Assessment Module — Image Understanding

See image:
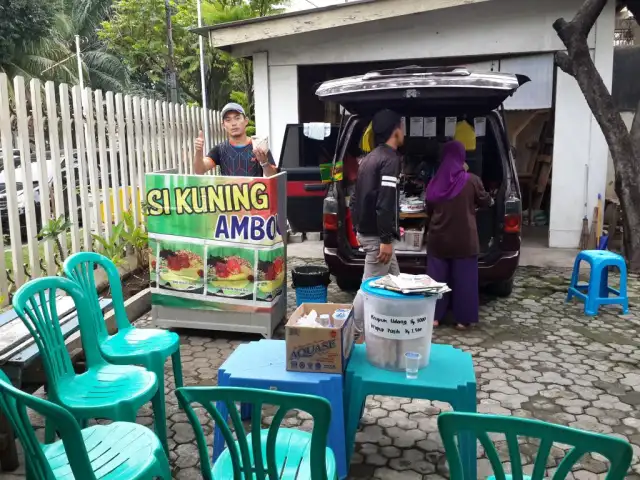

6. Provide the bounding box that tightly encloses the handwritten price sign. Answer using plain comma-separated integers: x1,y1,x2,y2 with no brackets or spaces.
367,312,431,340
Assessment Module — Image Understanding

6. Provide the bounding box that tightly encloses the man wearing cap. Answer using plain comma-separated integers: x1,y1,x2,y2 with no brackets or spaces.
351,109,404,333
193,102,277,177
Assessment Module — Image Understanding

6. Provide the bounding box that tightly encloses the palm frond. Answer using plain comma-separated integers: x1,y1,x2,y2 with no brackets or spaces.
82,50,128,91
72,0,114,39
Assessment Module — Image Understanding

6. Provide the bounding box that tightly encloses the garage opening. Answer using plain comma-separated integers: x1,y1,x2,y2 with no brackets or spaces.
297,54,556,247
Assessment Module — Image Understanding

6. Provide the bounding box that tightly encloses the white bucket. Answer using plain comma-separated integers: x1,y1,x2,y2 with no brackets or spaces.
361,278,437,371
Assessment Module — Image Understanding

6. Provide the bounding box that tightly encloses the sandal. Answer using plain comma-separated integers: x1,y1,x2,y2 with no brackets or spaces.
433,320,440,327
455,323,468,331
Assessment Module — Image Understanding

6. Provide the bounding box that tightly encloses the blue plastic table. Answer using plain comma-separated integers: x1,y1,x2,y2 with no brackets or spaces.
345,343,477,480
214,339,348,479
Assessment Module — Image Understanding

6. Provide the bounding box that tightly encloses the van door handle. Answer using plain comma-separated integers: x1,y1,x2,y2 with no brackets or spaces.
304,184,328,192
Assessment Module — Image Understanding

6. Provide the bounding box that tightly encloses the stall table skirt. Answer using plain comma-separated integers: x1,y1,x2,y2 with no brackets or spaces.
214,339,348,479
344,343,477,480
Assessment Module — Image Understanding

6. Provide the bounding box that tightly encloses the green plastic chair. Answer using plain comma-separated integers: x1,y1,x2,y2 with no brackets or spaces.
0,370,171,480
438,412,633,480
12,277,165,452
64,252,183,445
175,386,338,480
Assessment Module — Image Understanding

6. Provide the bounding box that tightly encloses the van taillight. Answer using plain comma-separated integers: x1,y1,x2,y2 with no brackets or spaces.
504,214,521,233
323,213,338,231
323,196,338,231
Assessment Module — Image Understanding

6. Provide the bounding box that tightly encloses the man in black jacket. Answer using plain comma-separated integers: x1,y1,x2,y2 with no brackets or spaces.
352,110,404,333
352,109,404,275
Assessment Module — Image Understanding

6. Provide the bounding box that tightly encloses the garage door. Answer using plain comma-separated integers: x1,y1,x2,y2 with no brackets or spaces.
500,54,554,110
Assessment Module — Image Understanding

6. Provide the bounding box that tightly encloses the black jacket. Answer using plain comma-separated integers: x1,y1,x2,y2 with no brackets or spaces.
350,144,401,244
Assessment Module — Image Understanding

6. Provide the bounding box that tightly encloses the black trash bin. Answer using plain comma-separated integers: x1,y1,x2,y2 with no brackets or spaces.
291,266,331,306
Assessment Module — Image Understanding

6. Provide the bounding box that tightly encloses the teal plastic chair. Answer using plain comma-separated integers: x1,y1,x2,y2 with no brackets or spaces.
175,386,338,480
64,253,183,443
0,370,170,479
12,277,166,452
438,412,633,480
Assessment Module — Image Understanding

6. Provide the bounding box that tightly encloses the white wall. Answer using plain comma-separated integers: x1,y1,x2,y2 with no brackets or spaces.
549,0,615,248
268,65,299,163
233,0,593,63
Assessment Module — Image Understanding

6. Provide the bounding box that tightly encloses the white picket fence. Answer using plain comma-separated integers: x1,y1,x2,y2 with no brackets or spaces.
0,73,225,305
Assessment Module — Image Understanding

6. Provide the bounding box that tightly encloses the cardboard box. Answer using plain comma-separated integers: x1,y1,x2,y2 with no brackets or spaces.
286,303,355,374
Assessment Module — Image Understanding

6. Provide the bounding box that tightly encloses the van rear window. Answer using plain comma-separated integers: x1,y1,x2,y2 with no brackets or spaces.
280,124,339,168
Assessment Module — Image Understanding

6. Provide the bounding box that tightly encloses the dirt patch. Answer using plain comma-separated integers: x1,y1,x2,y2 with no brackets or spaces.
121,269,150,300
97,268,149,301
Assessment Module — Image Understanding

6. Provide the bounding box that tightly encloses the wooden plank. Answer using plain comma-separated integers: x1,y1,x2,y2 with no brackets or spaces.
30,79,55,275
0,293,64,331
181,105,191,175
400,212,428,219
155,101,166,172
95,90,112,238
45,81,68,257
71,91,92,253
5,298,112,367
105,92,122,225
141,98,152,175
14,77,40,277
162,102,171,171
0,297,76,360
59,84,81,253
133,97,145,217
124,95,140,227
84,88,103,240
149,99,159,173
168,103,178,171
115,94,131,213
175,104,185,175
0,74,19,294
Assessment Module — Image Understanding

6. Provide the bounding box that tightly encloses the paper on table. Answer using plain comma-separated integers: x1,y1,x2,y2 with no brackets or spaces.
423,117,436,137
409,117,424,137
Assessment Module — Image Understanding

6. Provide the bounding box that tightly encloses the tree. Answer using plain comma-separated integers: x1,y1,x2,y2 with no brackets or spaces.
0,0,128,91
553,0,640,270
100,0,286,111
0,0,58,65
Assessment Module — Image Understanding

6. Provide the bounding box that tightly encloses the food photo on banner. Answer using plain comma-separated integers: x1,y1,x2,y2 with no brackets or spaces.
145,170,287,334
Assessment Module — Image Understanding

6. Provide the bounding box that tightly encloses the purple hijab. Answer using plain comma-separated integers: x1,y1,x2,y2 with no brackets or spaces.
426,140,469,203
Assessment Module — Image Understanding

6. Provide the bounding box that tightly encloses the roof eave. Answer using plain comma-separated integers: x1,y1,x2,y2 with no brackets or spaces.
193,0,493,50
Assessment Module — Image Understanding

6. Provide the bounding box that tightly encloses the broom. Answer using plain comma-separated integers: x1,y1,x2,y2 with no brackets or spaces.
587,206,598,250
579,165,589,250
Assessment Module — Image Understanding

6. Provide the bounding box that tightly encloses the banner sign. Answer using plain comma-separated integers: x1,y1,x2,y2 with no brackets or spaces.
146,172,285,312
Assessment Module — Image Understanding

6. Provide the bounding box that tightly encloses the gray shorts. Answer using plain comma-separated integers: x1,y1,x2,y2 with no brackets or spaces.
353,235,399,333
358,234,400,281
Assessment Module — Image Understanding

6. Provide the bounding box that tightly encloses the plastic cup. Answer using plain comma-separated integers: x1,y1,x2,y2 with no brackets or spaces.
405,352,421,379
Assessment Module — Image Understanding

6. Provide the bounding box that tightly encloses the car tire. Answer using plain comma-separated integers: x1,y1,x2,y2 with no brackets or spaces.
489,278,514,297
336,276,361,292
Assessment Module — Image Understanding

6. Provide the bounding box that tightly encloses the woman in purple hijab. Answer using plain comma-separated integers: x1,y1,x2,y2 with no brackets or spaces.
426,140,492,329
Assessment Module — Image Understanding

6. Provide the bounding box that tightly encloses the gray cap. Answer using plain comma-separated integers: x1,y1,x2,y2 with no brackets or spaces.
221,102,246,118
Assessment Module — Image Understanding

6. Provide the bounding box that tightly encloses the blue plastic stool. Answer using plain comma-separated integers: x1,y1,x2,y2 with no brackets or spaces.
294,285,328,306
345,343,477,480
567,250,629,316
214,340,348,479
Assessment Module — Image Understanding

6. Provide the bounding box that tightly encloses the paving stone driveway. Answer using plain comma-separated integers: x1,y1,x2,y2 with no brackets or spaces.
2,257,640,480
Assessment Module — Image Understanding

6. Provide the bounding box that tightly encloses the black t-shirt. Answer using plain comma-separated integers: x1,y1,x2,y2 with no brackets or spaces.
206,141,275,177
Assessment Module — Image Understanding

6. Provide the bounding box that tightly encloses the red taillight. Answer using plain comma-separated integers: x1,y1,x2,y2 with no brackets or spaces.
323,213,338,231
504,214,521,233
